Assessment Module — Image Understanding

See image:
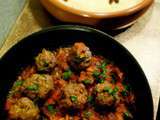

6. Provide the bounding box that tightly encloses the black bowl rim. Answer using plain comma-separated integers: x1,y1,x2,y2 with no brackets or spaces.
0,25,154,119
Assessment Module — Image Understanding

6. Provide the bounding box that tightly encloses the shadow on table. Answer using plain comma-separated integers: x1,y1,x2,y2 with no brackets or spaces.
28,0,61,27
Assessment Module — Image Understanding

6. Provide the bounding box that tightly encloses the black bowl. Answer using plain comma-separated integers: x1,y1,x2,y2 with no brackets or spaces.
0,25,153,120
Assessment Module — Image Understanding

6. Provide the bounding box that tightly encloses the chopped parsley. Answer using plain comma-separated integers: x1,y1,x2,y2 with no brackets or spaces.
92,62,108,83
84,111,92,118
93,70,100,77
70,95,77,102
121,90,128,96
111,73,117,84
63,69,72,80
83,79,92,85
87,96,93,103
100,62,107,69
27,84,39,91
112,86,119,95
14,80,23,87
104,86,113,94
104,86,119,95
98,79,105,83
47,104,57,114
43,60,49,67
124,84,132,91
121,84,131,96
124,111,132,118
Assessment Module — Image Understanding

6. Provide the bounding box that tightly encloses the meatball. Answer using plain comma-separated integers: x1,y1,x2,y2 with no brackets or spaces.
8,97,39,120
59,83,88,109
22,74,53,99
94,82,120,106
70,42,92,69
35,49,56,71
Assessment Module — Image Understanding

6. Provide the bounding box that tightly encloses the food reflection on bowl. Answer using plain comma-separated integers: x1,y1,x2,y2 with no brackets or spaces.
0,25,153,120
40,0,153,29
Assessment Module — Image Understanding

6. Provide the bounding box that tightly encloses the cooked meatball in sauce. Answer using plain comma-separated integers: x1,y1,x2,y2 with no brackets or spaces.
7,97,39,120
59,83,88,109
5,42,135,120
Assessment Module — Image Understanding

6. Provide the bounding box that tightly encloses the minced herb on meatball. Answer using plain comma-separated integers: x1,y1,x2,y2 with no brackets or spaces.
35,49,56,71
59,83,88,109
94,81,120,106
70,42,92,69
8,97,39,120
22,74,53,99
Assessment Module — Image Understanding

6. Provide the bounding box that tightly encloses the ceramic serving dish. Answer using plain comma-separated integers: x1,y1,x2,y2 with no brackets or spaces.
40,0,153,29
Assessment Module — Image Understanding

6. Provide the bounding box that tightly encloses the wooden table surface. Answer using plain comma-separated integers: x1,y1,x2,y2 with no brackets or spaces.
0,0,159,119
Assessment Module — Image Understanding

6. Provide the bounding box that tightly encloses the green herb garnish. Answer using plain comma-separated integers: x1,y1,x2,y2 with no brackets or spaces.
100,62,108,73
104,86,113,94
47,104,57,114
70,95,77,102
100,62,107,69
104,86,119,95
43,60,49,67
98,79,104,83
93,62,108,83
92,70,100,77
123,111,132,118
112,86,119,95
121,84,131,96
84,111,92,118
121,90,128,96
122,83,132,90
63,69,72,80
14,80,23,87
111,73,117,84
124,84,132,91
87,96,93,102
124,111,129,117
83,79,92,85
27,84,39,91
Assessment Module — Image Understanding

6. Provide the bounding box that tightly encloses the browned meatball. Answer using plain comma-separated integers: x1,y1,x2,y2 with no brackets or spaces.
8,97,39,120
59,83,88,109
70,42,92,69
35,49,56,71
94,82,120,106
22,74,53,99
